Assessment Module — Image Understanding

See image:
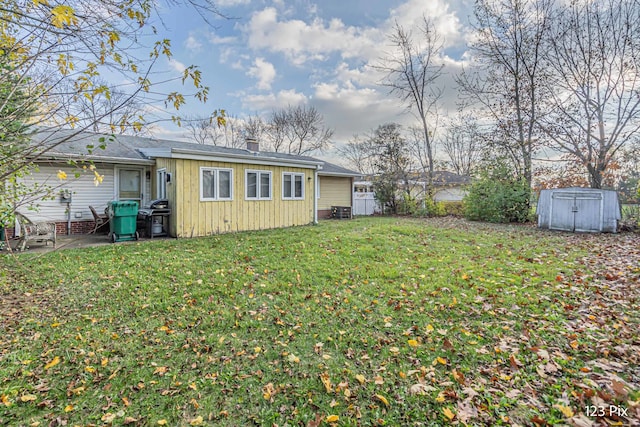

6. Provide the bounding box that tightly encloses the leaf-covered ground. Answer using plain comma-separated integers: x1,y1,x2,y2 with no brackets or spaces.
0,217,638,426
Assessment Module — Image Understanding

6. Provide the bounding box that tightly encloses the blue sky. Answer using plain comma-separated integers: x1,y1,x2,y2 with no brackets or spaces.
149,0,475,147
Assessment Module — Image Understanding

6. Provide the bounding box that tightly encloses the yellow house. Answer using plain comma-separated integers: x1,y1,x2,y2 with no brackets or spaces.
316,163,359,219
22,130,360,237
141,146,324,237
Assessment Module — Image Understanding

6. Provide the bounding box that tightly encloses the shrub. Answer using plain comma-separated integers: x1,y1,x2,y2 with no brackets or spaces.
423,197,446,217
440,201,465,217
620,204,640,232
397,193,420,215
463,166,531,223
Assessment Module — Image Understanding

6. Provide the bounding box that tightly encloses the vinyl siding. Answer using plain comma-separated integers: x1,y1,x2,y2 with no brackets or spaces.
318,176,352,210
18,163,117,223
18,163,152,223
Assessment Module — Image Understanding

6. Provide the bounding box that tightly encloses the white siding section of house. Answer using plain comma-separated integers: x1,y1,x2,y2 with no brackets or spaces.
434,187,467,202
18,164,117,222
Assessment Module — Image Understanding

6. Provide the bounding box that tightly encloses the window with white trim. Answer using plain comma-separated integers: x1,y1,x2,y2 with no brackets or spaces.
283,172,305,199
246,170,271,200
200,167,233,201
157,168,167,199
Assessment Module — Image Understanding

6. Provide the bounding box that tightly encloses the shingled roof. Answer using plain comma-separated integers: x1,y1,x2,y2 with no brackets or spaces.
29,128,361,177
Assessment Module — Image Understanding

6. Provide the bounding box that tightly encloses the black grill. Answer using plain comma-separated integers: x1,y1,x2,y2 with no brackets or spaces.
138,199,170,238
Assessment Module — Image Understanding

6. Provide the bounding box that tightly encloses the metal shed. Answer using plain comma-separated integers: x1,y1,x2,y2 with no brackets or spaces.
537,188,621,233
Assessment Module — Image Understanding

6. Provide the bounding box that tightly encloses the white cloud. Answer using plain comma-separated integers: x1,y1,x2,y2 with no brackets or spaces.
185,35,202,52
387,0,465,48
216,0,250,6
241,89,308,111
228,1,472,139
168,59,186,73
244,8,382,66
247,58,277,90
209,33,237,45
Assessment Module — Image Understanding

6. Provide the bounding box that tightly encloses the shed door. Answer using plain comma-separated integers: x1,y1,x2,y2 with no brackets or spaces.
574,194,602,232
550,192,602,232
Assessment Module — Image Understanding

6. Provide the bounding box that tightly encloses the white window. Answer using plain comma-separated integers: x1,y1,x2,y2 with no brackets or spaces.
200,167,233,201
283,172,305,199
246,170,271,200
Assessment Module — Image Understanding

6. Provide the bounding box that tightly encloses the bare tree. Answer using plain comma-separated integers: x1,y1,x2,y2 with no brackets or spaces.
183,114,247,148
440,115,483,177
59,80,146,135
184,115,222,145
243,114,268,144
374,17,444,193
265,105,333,155
458,0,552,188
538,0,640,189
266,109,288,153
336,134,376,175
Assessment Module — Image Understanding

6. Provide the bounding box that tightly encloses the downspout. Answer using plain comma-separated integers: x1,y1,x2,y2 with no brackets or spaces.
314,166,319,224
351,177,355,219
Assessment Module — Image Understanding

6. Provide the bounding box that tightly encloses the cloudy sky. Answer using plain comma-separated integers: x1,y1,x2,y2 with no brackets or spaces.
150,0,475,147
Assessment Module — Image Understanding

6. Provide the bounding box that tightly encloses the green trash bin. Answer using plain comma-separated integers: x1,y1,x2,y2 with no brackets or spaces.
108,201,139,243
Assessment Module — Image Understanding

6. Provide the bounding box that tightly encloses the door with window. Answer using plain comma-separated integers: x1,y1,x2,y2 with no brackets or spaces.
118,168,143,207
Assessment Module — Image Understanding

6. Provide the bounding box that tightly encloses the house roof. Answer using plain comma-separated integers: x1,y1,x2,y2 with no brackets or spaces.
431,171,471,186
356,171,471,187
28,128,361,176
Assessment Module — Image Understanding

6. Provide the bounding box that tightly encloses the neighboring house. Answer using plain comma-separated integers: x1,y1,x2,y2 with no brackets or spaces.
17,130,360,237
352,171,470,215
431,171,471,202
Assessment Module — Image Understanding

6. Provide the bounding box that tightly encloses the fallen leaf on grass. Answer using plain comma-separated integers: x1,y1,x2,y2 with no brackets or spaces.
189,416,204,426
320,372,333,393
44,356,60,370
325,414,339,423
20,394,37,402
452,369,465,384
374,394,390,407
553,404,574,418
355,374,366,385
287,353,300,363
263,382,276,400
569,414,595,427
509,353,523,369
409,383,435,395
101,413,116,423
153,366,168,376
443,407,456,420
611,379,628,397
456,400,478,423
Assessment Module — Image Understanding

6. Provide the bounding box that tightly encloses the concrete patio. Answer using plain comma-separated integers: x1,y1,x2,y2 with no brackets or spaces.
1,233,171,254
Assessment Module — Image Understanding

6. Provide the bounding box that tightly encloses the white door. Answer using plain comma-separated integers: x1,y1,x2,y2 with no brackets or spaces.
118,168,143,207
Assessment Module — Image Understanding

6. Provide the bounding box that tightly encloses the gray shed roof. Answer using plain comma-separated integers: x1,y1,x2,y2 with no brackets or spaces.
28,128,361,176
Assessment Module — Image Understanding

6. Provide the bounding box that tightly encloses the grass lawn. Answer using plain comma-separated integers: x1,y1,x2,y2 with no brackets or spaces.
1,217,638,426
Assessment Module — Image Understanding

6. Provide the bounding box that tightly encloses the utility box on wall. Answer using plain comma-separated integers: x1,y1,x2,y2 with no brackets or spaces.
537,188,621,233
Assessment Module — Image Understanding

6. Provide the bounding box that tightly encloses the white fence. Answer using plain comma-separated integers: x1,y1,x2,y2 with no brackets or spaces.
353,192,380,216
